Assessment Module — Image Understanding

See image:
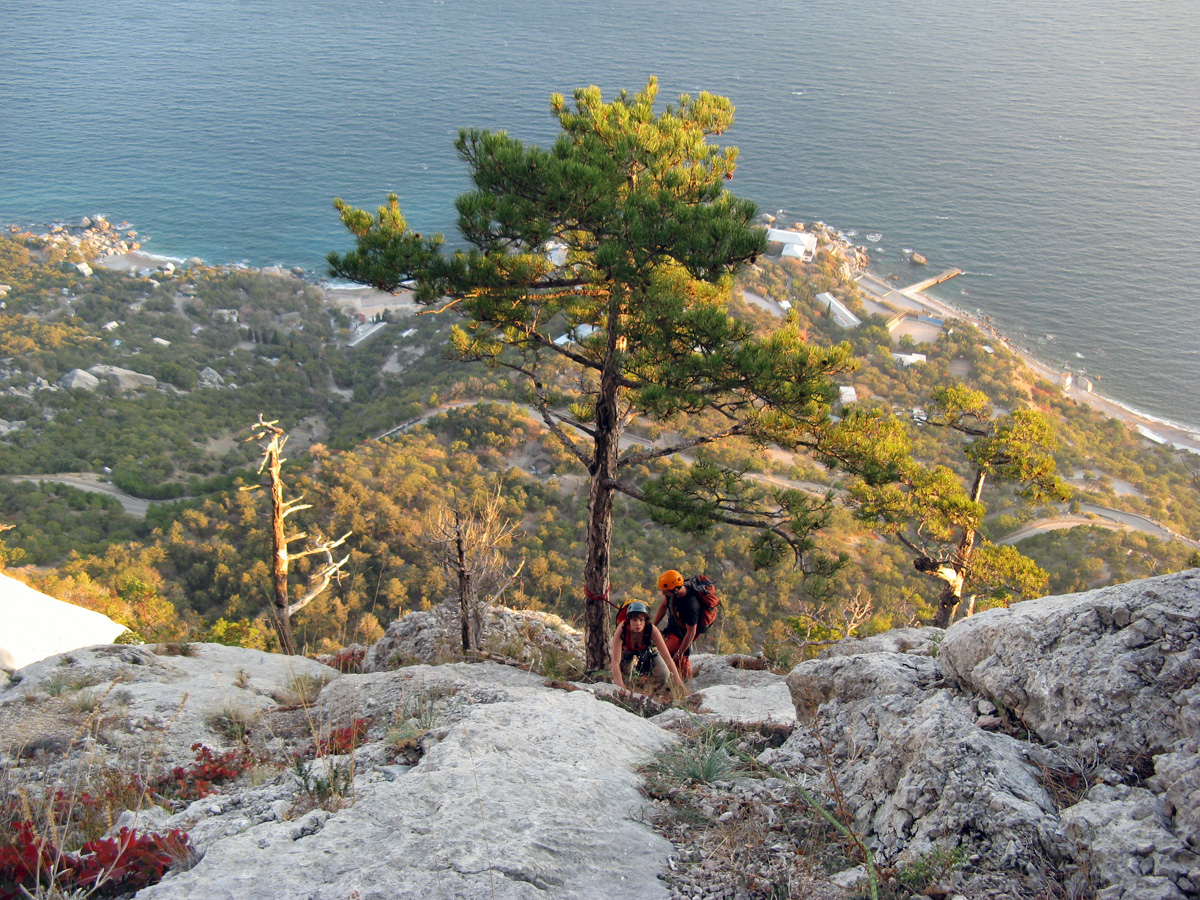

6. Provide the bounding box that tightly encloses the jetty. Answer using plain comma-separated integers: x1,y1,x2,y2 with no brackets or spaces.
899,268,962,297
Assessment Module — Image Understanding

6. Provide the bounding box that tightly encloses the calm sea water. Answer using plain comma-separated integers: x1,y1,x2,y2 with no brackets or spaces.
2,0,1198,426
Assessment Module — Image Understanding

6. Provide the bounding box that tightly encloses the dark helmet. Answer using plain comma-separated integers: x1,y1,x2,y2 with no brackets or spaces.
625,601,650,618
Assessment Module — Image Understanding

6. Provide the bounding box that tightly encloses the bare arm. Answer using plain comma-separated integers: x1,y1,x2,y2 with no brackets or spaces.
652,626,688,694
653,596,668,627
675,623,698,663
610,623,626,690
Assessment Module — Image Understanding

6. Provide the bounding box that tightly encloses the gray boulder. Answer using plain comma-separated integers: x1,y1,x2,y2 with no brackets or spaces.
777,570,1200,899
198,366,225,387
59,368,101,390
87,364,157,391
817,625,944,658
364,604,583,673
939,570,1200,760
778,647,1059,871
1062,785,1194,900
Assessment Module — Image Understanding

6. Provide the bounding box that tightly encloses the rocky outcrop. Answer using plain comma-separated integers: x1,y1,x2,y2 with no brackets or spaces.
87,364,157,391
197,366,225,388
59,368,101,390
2,573,1197,899
938,573,1199,763
778,570,1200,900
363,603,584,672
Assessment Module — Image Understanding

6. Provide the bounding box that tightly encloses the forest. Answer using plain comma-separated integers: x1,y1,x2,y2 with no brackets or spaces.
2,200,1199,663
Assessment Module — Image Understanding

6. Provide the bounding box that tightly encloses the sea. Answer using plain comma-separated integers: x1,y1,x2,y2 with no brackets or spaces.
2,0,1198,428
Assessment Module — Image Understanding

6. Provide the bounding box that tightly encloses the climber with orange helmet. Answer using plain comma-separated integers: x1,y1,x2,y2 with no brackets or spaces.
610,600,686,695
654,569,700,681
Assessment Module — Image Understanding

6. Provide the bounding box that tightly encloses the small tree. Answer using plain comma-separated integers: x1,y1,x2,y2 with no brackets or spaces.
853,385,1070,627
244,416,351,655
425,485,524,652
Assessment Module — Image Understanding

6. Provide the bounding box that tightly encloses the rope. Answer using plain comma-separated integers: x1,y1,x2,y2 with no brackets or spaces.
584,585,619,610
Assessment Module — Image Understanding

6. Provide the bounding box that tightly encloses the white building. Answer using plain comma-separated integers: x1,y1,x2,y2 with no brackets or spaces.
893,353,927,366
544,241,569,267
765,228,818,262
816,292,862,329
553,324,600,346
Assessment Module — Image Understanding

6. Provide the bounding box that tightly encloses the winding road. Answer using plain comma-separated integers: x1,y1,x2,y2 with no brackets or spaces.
10,407,1197,554
9,474,155,517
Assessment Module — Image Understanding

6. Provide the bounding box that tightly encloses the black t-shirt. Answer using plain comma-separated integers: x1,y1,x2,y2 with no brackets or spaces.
663,586,701,640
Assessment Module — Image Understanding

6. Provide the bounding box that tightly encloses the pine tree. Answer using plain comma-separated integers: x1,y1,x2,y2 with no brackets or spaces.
329,80,902,669
852,385,1070,627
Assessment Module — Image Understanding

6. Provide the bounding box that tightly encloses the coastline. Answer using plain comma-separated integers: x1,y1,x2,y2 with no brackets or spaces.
94,249,187,273
855,270,1200,456
13,218,1200,456
92,247,417,319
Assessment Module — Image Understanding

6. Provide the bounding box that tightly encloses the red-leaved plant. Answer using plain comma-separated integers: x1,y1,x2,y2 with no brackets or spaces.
0,821,192,900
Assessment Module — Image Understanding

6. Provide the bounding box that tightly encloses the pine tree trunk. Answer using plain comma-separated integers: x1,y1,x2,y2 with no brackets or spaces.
582,314,623,673
456,522,471,651
931,574,965,628
931,468,986,628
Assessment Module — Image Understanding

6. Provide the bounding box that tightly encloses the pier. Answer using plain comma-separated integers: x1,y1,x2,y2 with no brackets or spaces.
899,268,962,297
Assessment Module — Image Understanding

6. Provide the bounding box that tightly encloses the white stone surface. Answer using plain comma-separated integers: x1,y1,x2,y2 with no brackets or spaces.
137,662,676,900
779,569,1200,900
0,571,126,671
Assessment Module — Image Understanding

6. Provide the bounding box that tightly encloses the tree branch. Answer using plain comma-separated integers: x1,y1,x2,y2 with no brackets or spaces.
618,425,749,469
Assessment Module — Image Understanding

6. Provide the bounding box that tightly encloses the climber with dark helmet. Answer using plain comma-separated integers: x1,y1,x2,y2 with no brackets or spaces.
653,569,700,681
610,600,687,695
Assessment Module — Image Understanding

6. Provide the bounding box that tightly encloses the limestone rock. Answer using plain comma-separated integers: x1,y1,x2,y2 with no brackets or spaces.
939,570,1200,760
364,605,582,672
1061,784,1197,900
779,649,1058,869
3,642,336,759
198,366,225,387
785,648,941,718
87,364,157,391
59,368,101,391
0,572,126,671
669,654,796,725
131,662,675,900
775,570,1200,898
817,625,944,658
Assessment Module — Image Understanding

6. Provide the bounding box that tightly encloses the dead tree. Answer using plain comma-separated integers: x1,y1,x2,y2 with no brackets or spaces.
244,416,350,655
425,485,524,652
788,587,875,653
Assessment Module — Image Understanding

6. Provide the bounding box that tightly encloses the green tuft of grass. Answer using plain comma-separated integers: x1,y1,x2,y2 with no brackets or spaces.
646,727,740,791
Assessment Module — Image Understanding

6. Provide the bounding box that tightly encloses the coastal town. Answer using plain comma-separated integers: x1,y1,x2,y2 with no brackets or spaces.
9,212,1199,461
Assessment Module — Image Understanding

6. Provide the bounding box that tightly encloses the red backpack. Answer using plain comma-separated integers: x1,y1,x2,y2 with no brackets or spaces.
684,575,720,634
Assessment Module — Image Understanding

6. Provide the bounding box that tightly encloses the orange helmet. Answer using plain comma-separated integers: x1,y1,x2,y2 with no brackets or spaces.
658,570,684,592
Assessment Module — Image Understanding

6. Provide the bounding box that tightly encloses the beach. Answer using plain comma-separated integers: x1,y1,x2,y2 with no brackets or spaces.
856,271,1200,456
94,249,181,274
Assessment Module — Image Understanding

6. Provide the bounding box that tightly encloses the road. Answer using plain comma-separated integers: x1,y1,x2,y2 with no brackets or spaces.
997,504,1200,550
381,401,1200,548
9,474,155,517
